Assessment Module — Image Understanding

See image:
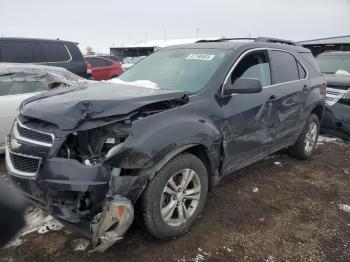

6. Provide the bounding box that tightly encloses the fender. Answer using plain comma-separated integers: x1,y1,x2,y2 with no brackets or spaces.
105,105,223,173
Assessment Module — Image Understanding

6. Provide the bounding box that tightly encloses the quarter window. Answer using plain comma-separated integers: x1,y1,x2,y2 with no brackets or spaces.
271,50,299,83
297,61,307,79
231,50,271,87
41,43,70,62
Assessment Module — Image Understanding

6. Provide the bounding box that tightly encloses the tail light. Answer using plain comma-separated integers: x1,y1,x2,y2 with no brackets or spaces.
86,63,92,74
322,80,327,94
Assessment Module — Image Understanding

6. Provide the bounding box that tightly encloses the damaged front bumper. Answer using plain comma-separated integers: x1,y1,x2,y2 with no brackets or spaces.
6,137,146,251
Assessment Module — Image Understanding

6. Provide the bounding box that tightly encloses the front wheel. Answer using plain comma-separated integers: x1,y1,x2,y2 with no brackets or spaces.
141,153,208,240
288,113,320,160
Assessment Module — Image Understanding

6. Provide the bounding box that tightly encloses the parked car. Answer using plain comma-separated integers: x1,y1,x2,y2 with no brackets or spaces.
316,51,350,140
0,63,89,154
85,56,124,80
0,38,91,78
122,56,146,71
99,55,122,63
6,37,325,252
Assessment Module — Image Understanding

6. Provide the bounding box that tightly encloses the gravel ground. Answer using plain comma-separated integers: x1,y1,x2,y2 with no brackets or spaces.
0,137,350,262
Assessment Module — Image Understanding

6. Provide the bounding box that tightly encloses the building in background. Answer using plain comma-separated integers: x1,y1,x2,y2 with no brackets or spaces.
299,35,350,56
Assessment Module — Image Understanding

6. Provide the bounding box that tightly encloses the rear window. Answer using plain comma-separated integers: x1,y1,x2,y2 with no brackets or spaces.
0,81,47,96
316,54,350,74
271,50,299,83
86,57,109,67
41,43,70,62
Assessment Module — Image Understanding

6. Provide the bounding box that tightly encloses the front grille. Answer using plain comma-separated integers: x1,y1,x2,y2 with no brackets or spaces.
16,121,53,145
9,151,41,173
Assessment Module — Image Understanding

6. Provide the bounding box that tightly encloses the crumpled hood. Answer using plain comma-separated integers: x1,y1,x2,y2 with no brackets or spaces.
21,82,186,130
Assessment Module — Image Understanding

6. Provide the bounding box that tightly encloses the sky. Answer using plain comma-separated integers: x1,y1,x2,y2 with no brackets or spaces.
0,0,349,54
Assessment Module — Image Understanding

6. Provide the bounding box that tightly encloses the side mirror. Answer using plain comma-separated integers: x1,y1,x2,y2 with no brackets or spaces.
224,77,263,95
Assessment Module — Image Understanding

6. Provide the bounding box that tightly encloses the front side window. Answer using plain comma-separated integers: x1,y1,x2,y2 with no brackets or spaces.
119,49,229,92
231,50,271,87
316,54,350,75
0,81,47,96
271,50,299,83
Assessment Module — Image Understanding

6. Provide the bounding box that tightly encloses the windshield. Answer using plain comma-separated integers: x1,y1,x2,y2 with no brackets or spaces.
119,49,228,92
316,54,350,74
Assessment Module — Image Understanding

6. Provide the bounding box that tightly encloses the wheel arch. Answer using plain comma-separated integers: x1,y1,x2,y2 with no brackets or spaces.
311,104,324,124
139,143,221,189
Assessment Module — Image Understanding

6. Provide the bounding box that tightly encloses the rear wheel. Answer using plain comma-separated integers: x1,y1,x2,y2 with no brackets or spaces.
141,153,208,240
288,113,320,159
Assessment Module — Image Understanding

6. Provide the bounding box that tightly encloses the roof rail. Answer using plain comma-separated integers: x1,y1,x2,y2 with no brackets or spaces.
255,37,297,46
196,38,256,43
196,37,298,46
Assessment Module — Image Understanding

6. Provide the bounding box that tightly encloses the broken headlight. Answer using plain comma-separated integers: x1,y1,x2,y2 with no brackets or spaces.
58,121,131,165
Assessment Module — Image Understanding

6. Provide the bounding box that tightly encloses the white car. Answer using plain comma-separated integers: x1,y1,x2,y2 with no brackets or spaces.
0,63,89,154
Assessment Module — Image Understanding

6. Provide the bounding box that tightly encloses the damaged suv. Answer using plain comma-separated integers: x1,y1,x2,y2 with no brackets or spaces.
6,37,325,252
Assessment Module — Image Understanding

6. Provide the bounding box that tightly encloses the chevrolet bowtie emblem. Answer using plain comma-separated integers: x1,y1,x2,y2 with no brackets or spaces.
10,138,22,151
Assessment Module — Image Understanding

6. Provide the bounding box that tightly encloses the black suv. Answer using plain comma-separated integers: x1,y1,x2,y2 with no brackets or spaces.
316,51,350,140
0,38,90,78
6,37,325,252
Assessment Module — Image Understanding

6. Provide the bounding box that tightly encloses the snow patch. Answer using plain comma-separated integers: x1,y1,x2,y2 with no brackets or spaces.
317,135,343,144
273,161,282,167
339,204,350,213
5,207,64,248
72,239,90,251
191,248,210,262
265,255,275,262
106,78,159,89
253,187,259,193
223,246,233,253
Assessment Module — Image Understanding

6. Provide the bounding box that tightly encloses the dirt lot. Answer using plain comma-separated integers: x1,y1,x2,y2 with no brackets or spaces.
1,137,350,262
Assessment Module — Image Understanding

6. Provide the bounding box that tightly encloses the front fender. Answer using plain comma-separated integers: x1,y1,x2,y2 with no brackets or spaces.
105,112,222,170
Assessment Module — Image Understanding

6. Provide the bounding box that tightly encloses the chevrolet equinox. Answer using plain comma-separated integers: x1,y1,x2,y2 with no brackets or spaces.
6,37,325,251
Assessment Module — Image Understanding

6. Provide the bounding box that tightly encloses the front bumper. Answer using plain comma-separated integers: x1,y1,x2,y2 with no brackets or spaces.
6,139,142,251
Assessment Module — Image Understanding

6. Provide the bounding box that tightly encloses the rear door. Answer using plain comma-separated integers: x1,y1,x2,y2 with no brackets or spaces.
221,49,276,175
269,50,308,150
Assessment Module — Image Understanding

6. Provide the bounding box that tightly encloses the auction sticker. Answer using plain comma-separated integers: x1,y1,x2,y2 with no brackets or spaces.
186,54,215,61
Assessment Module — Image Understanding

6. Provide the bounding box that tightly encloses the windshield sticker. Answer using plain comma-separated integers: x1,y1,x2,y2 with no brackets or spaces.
186,54,215,61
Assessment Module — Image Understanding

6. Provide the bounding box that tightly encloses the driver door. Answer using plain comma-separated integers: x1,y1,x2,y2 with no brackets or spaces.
221,50,277,175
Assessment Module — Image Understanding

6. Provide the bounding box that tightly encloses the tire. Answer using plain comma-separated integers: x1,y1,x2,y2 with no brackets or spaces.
288,113,320,160
141,153,208,240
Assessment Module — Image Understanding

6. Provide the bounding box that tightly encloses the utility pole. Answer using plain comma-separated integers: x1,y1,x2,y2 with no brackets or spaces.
145,32,148,42
196,28,200,38
163,29,167,42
